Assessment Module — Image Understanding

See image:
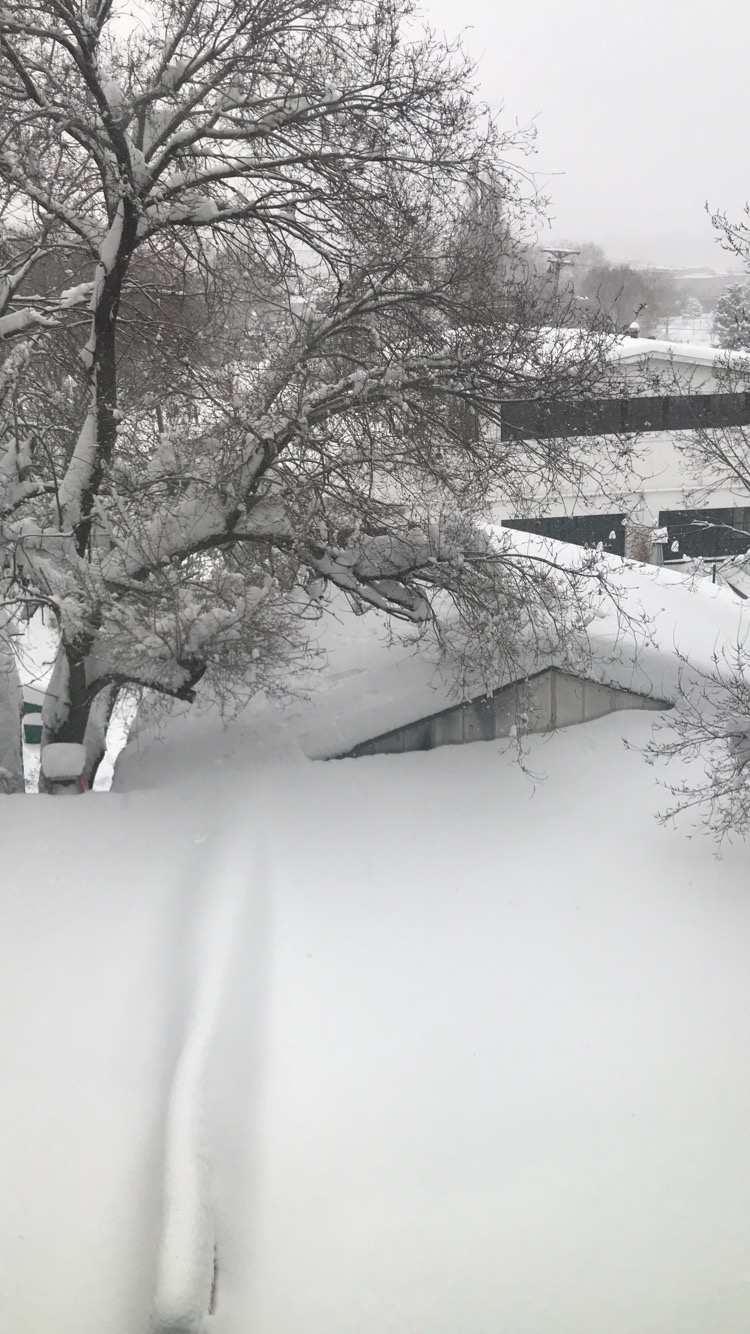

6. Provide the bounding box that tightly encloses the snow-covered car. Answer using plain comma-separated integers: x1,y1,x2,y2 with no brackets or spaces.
40,742,88,795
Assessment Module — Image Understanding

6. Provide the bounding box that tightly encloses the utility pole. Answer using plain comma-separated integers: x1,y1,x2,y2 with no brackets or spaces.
543,247,579,294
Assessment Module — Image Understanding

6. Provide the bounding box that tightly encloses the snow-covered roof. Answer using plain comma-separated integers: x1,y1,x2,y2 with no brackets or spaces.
115,536,750,790
610,337,748,372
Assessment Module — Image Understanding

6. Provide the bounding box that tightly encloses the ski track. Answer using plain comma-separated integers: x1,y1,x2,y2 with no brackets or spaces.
151,820,255,1334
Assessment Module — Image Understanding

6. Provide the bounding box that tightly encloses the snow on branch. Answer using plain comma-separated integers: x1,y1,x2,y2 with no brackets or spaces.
0,308,57,340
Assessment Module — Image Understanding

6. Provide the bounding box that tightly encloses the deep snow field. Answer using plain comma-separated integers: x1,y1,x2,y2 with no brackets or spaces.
3,554,750,1334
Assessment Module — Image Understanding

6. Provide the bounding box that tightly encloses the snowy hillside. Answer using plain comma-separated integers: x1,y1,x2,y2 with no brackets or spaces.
3,554,750,1334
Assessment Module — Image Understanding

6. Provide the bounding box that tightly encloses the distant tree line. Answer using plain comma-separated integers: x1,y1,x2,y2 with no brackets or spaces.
534,241,679,335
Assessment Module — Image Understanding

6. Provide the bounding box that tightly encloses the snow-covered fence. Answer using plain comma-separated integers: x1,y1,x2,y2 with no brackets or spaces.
338,667,670,759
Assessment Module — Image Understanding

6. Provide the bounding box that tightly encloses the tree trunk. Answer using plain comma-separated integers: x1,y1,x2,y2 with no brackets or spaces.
82,683,119,785
0,630,24,793
40,639,121,787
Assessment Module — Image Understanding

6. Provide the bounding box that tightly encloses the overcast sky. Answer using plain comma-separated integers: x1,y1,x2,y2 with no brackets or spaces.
421,0,750,270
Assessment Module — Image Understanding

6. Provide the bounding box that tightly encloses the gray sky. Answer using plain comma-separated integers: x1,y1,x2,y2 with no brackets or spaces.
421,0,750,270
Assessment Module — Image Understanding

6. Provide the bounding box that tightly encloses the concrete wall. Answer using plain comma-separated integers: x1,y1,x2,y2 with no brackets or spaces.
618,359,723,394
344,668,669,759
494,427,750,536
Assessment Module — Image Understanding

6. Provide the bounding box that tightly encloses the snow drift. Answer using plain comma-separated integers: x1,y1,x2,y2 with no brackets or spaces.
2,551,750,1333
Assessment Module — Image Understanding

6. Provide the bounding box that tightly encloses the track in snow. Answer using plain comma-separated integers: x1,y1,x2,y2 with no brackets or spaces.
150,826,256,1334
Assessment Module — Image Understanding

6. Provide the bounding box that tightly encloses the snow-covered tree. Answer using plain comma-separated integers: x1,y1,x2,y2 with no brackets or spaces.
0,0,622,783
642,648,750,841
642,206,750,836
712,284,750,349
681,295,703,322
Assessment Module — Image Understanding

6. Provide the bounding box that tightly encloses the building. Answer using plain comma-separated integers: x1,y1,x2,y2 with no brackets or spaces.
497,337,750,566
611,336,748,393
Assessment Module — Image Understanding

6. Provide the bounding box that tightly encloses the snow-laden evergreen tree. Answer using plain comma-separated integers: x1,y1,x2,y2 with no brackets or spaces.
712,284,750,349
681,295,703,322
0,0,623,783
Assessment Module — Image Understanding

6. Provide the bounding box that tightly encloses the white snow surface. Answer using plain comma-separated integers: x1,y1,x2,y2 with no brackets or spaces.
3,551,750,1332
